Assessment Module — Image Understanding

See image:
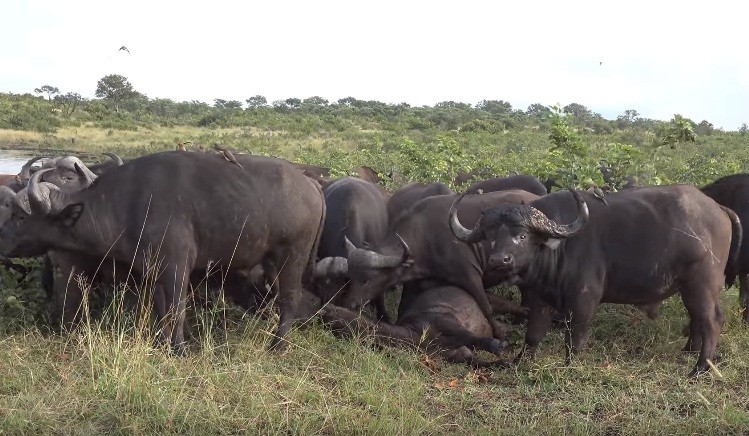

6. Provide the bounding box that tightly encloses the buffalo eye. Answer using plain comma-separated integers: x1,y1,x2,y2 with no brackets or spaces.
519,234,526,240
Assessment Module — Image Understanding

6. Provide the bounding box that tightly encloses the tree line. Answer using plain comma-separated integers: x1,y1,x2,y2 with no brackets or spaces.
2,74,743,138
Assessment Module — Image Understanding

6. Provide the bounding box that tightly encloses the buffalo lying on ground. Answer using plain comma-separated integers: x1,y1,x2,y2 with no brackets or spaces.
466,175,548,197
0,151,325,353
342,190,536,341
450,186,741,376
321,285,510,366
386,181,453,223
314,176,390,320
701,173,749,322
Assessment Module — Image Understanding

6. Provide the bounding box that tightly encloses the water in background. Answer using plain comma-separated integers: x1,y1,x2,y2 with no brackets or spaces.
0,150,39,174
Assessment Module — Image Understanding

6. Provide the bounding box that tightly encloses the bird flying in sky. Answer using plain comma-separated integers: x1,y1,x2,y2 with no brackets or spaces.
119,46,131,54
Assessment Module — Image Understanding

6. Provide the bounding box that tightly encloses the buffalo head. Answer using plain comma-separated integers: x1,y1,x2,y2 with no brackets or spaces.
339,234,413,310
0,168,82,258
449,188,589,273
39,156,98,193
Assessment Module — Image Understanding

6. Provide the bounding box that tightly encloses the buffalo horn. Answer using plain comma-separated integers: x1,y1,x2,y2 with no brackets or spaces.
18,156,44,181
344,236,406,269
27,168,54,216
102,152,124,166
448,193,483,243
530,188,589,238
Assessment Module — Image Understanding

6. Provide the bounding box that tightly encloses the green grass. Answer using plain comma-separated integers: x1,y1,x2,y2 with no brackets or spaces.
2,277,749,434
2,125,749,434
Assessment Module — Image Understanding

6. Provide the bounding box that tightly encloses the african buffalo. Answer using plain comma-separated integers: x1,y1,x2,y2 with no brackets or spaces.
450,186,741,376
386,181,453,223
342,190,537,341
466,175,548,197
0,151,325,353
702,173,749,322
314,177,390,320
321,285,511,367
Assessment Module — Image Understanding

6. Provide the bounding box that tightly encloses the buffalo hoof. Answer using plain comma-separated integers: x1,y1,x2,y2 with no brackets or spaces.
687,364,709,378
171,342,188,357
488,339,509,355
268,337,288,354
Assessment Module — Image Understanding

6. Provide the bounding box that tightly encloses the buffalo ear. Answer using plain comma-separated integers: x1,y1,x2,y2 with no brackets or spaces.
56,203,84,228
543,238,562,250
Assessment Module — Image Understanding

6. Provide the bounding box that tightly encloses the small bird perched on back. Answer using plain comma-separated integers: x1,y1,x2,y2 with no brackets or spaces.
176,141,191,151
587,185,608,206
214,144,242,168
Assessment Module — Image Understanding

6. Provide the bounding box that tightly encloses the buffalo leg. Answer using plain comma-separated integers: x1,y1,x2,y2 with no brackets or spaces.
681,276,722,377
439,346,509,368
487,293,528,319
41,254,54,298
564,289,600,364
414,315,507,356
268,251,311,352
320,304,421,348
52,257,85,328
516,297,553,363
372,293,391,323
740,274,749,324
153,262,191,356
466,278,507,340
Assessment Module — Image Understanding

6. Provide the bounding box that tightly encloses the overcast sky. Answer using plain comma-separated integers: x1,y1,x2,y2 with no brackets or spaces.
2,0,747,129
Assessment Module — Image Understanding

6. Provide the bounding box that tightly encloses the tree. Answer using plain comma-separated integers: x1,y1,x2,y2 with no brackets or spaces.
740,123,748,136
476,100,512,116
435,101,471,110
53,92,85,117
95,74,139,113
562,103,592,120
526,103,552,119
245,95,268,109
660,114,696,149
302,96,329,107
694,120,715,136
34,85,60,101
214,99,243,110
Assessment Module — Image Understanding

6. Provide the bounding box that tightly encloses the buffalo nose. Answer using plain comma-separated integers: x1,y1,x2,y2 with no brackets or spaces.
490,253,513,268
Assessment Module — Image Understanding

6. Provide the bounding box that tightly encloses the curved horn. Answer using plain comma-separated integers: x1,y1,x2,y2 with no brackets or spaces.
546,188,589,238
18,156,44,180
28,168,54,216
448,193,483,243
73,161,98,188
344,236,357,257
394,233,412,262
102,152,123,166
345,236,405,269
522,188,589,238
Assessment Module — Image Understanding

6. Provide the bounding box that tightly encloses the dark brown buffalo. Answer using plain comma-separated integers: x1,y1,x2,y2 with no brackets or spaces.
0,151,325,353
314,177,390,320
341,190,538,341
466,175,548,197
450,186,741,376
321,285,511,366
701,173,749,322
386,182,453,223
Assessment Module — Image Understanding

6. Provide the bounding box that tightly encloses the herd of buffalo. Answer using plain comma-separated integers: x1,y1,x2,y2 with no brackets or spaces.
1,148,749,377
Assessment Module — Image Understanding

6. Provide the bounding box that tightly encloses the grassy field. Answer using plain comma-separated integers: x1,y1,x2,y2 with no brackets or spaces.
1,125,749,434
